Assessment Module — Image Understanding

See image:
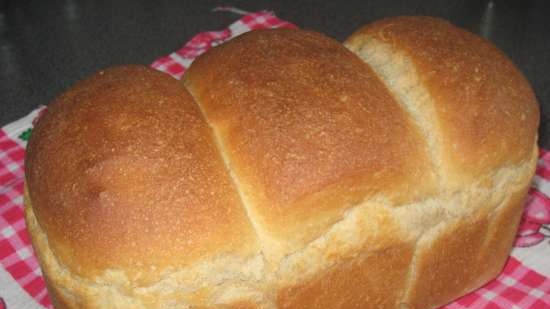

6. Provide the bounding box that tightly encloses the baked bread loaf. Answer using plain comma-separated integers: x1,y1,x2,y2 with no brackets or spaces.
25,16,539,309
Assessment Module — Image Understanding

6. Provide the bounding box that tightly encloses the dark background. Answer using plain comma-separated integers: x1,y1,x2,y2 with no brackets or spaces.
1,0,549,146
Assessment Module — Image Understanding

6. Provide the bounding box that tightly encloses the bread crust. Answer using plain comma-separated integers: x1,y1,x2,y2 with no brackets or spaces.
25,18,539,309
184,28,436,262
24,66,260,281
344,16,539,188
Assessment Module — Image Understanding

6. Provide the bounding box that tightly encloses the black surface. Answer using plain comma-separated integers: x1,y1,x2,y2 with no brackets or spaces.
1,0,549,146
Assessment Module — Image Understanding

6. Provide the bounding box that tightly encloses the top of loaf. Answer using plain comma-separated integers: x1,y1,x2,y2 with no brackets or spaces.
345,16,539,188
25,17,539,292
25,66,260,281
184,28,436,260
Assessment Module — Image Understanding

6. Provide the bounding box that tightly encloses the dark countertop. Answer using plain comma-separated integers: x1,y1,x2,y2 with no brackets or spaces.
1,0,549,147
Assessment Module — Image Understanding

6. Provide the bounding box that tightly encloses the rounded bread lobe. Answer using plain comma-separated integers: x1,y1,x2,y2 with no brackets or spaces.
345,16,539,187
184,28,436,260
345,16,540,309
25,65,259,281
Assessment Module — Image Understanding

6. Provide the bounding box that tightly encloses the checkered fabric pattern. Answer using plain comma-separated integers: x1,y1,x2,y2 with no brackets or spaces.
446,258,550,309
0,9,548,309
151,10,296,79
0,129,50,308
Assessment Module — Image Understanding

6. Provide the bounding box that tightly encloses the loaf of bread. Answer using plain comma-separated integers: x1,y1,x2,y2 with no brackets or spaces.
24,16,539,308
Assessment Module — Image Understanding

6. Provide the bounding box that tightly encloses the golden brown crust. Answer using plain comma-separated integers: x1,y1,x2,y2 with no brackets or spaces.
345,16,539,187
184,28,436,260
41,275,77,309
277,243,414,309
475,182,530,278
403,170,533,309
25,21,539,309
25,65,259,281
404,206,492,309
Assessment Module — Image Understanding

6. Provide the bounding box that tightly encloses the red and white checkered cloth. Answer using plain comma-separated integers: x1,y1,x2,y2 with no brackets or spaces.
151,10,296,79
1,9,549,309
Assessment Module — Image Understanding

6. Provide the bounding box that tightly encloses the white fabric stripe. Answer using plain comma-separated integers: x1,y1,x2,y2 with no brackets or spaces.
169,52,193,68
532,175,550,198
229,20,252,37
0,266,43,309
512,244,550,278
212,6,250,15
1,107,45,148
154,61,167,72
